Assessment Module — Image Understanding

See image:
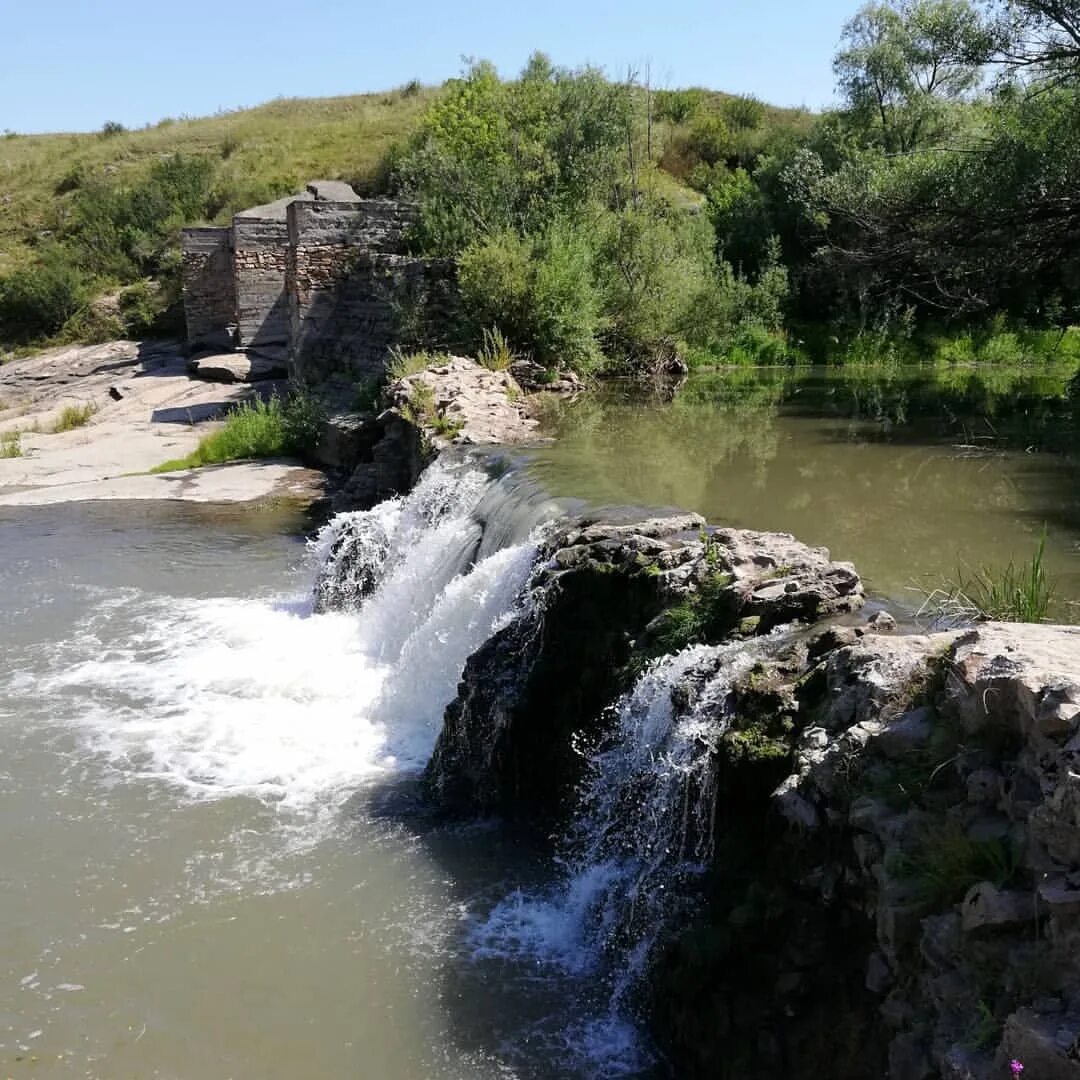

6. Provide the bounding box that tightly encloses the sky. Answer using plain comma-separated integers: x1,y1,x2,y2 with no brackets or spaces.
1,0,854,134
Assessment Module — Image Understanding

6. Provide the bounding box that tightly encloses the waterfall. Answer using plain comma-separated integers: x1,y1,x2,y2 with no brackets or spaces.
471,632,788,1074
47,457,558,814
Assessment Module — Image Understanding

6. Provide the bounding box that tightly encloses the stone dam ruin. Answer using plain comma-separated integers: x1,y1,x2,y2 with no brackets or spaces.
180,180,453,386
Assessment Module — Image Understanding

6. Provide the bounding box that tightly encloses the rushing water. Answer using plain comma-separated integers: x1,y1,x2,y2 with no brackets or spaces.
527,364,1080,619
0,467,657,1080
4,363,1077,1079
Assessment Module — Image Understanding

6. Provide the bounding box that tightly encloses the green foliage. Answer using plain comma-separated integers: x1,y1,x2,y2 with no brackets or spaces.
476,325,515,370
387,346,440,379
394,55,633,255
899,820,1023,905
52,402,97,432
959,530,1056,622
68,153,214,282
648,569,737,654
457,225,605,371
686,112,731,166
0,249,89,342
151,392,321,472
653,88,704,124
722,95,767,131
100,121,126,137
0,430,22,458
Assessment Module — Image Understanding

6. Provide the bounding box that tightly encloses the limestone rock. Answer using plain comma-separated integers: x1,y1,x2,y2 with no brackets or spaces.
189,352,286,383
388,357,539,447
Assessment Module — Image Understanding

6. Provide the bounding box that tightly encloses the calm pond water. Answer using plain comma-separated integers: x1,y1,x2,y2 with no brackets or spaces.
527,364,1080,620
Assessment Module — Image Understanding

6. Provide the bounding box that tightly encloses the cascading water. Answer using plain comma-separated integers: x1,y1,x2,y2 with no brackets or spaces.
472,631,790,1075
45,457,558,814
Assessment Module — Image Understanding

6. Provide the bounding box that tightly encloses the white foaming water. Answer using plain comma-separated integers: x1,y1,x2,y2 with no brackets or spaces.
471,634,787,1075
37,460,546,816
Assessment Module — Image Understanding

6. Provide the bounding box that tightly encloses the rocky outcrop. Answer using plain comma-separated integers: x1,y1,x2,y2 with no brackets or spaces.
426,514,862,820
328,357,540,512
650,620,1080,1080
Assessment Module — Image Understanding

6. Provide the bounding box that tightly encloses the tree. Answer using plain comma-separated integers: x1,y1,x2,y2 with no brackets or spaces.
989,0,1080,85
835,0,995,151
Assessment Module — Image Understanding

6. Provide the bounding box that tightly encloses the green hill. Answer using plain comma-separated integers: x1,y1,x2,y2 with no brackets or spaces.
0,87,439,276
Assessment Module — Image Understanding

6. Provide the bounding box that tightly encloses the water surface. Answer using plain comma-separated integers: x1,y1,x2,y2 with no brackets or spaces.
527,365,1080,618
0,498,642,1079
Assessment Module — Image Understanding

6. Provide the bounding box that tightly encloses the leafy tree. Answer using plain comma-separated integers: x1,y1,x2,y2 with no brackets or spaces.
835,0,995,151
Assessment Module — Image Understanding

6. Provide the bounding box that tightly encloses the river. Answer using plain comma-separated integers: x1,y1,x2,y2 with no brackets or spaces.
1,363,1076,1079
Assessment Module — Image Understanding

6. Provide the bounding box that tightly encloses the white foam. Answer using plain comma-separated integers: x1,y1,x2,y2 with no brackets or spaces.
27,462,543,817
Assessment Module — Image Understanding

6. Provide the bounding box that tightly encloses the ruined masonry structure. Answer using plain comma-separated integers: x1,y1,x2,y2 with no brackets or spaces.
180,181,453,384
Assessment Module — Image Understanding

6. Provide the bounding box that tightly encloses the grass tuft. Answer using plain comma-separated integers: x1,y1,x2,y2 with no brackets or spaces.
914,530,1056,626
151,391,323,472
0,429,22,457
476,325,515,371
52,402,97,433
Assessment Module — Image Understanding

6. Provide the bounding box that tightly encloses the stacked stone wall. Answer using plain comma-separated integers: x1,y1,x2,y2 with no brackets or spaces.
233,217,290,352
287,200,455,384
179,227,235,351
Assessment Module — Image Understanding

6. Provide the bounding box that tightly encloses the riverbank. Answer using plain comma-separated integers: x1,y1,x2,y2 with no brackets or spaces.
0,340,324,506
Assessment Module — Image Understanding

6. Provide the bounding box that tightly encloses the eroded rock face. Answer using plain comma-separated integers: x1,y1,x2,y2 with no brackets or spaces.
387,356,538,447
425,514,863,820
330,357,538,512
655,621,1080,1080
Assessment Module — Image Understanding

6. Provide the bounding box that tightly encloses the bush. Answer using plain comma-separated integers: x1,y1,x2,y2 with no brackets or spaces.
722,95,766,132
101,121,126,137
687,112,731,166
151,391,323,472
653,89,704,125
0,251,89,342
458,223,605,372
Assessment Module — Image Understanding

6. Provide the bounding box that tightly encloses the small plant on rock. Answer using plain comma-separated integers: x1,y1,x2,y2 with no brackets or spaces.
0,430,22,458
476,326,515,371
52,402,98,433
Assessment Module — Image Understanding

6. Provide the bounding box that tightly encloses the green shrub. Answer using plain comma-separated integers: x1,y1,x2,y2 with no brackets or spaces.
151,391,322,472
101,121,126,137
0,430,22,458
476,325,515,370
458,224,605,372
687,112,731,166
653,89,704,125
722,95,766,132
387,346,440,379
0,251,89,342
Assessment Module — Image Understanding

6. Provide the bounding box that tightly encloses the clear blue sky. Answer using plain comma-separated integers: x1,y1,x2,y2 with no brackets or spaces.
2,0,855,134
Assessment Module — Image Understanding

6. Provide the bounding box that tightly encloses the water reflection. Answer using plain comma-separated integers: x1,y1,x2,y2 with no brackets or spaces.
528,365,1080,619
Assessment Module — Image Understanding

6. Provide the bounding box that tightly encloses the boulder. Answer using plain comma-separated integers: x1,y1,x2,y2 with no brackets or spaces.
960,882,1035,934
189,352,286,383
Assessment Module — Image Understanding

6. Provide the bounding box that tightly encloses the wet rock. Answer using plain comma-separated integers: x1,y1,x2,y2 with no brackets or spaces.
868,609,898,633
995,1009,1080,1078
889,1032,935,1080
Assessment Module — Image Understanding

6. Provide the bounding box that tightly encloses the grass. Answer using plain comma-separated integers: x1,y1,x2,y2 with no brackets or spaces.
476,326,515,371
914,530,1056,626
386,347,441,380
0,430,21,457
893,820,1023,906
51,402,97,432
151,396,288,472
0,88,439,277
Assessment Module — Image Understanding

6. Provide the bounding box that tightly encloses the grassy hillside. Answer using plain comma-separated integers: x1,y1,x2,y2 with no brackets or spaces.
0,74,817,355
0,87,438,275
